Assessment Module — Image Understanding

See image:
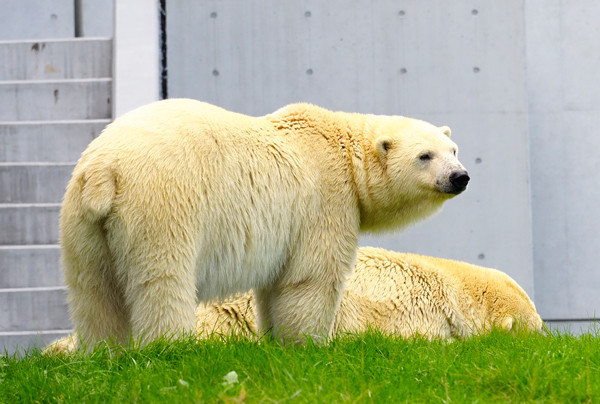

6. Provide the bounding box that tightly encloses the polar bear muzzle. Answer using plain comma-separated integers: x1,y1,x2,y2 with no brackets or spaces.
447,170,470,194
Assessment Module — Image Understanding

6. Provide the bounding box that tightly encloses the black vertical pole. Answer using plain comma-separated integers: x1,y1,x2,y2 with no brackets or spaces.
74,0,83,37
159,0,168,99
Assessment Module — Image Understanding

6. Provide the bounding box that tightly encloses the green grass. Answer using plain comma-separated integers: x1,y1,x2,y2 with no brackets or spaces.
1,329,599,403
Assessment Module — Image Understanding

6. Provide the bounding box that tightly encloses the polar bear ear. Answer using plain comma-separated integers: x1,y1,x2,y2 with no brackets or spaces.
375,136,393,163
440,126,451,138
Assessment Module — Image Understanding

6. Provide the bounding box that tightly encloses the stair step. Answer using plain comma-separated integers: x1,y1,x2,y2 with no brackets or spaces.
0,245,62,288
0,203,60,245
0,287,71,333
0,330,71,356
0,79,112,121
0,38,112,80
0,120,108,162
0,163,74,203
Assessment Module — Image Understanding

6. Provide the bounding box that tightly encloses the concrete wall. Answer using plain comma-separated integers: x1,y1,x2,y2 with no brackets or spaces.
166,0,600,327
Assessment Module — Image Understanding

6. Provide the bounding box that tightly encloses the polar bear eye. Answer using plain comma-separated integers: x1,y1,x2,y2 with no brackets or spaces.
452,149,457,156
419,152,432,161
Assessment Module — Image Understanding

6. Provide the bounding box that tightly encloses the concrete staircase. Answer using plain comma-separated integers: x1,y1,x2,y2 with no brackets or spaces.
0,38,112,354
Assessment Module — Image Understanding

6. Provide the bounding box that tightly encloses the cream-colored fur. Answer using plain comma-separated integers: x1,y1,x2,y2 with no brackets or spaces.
335,248,543,338
60,100,468,349
45,248,541,354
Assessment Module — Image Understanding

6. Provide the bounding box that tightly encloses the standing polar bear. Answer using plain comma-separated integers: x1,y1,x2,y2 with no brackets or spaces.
60,99,469,348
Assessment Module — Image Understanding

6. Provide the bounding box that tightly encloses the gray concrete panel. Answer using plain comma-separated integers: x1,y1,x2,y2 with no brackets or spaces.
0,120,108,163
0,246,62,288
526,0,600,320
562,3,600,111
79,0,115,37
0,163,74,203
113,0,160,116
0,38,112,80
0,204,60,245
0,287,71,332
168,0,526,116
0,79,112,121
524,0,563,113
529,112,600,319
0,0,74,40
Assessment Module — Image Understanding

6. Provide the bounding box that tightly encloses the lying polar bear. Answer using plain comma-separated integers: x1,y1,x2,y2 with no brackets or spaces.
44,247,542,354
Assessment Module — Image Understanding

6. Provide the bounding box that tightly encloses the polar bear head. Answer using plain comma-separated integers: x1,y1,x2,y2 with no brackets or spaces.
361,116,469,231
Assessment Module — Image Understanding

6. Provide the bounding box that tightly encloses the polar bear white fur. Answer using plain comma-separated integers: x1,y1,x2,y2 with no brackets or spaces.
335,248,543,338
60,99,469,348
44,248,541,354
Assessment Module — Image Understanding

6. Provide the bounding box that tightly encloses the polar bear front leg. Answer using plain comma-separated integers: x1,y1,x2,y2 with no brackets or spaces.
257,215,358,344
265,276,346,344
259,241,354,344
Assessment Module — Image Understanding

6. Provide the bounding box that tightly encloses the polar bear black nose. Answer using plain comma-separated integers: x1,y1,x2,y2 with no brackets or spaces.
449,170,470,191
